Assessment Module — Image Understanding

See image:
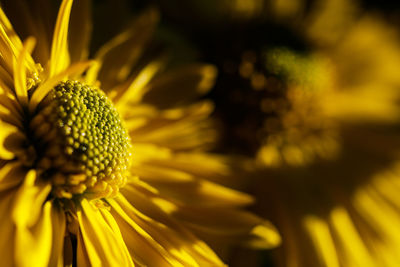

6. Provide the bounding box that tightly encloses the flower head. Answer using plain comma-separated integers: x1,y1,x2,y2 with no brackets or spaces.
0,0,280,266
185,0,400,266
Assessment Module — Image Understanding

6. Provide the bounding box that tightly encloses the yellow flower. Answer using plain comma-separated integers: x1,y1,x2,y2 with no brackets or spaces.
221,1,400,266
0,0,280,266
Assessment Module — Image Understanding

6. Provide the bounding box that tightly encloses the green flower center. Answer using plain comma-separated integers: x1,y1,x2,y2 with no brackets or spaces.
32,80,131,199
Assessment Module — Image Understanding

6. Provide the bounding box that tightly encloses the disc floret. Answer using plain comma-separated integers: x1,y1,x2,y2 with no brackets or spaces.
32,80,131,199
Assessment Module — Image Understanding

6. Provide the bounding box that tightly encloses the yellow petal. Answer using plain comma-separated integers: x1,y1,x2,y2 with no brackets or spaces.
118,181,226,265
0,88,24,123
139,152,232,180
77,199,134,267
0,62,14,91
15,201,55,267
106,198,173,266
129,101,216,151
303,215,340,267
11,170,55,267
127,150,252,207
77,229,92,267
131,166,253,207
49,0,73,77
0,6,36,73
48,203,67,267
109,194,225,266
306,0,357,46
330,207,373,267
14,37,36,107
0,23,17,75
15,201,63,267
172,205,281,249
0,161,25,191
12,170,51,228
86,9,158,89
354,186,400,250
114,58,165,106
0,0,52,65
0,120,21,160
0,6,23,53
0,103,24,130
0,186,18,266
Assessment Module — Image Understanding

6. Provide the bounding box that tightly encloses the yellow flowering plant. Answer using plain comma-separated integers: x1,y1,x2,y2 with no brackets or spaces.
0,0,280,266
215,0,400,266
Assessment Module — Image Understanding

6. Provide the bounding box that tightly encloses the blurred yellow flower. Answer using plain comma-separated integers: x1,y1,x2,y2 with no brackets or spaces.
254,0,400,167
231,0,400,266
0,0,280,266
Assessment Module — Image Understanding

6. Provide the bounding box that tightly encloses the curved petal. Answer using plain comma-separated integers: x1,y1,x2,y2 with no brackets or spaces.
0,5,37,73
122,180,279,250
127,166,253,207
0,161,25,191
0,120,23,160
129,102,216,151
14,37,36,107
0,95,24,129
127,147,253,207
86,9,158,89
302,215,340,267
114,58,165,107
109,193,225,266
49,0,73,77
0,186,18,266
12,170,51,228
11,170,61,267
168,205,280,249
0,0,53,65
15,201,64,267
48,203,67,267
77,199,134,267
77,229,92,267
